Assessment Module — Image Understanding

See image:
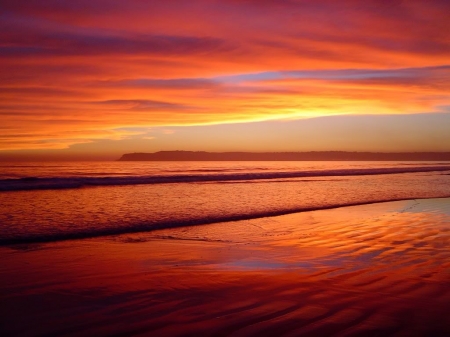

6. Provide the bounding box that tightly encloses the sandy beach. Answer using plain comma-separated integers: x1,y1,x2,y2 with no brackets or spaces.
2,0,450,335
1,197,449,336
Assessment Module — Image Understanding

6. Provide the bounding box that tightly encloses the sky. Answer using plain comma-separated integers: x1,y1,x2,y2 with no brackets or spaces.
1,0,449,160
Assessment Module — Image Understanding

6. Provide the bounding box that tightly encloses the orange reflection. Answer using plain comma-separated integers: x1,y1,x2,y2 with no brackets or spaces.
1,198,449,335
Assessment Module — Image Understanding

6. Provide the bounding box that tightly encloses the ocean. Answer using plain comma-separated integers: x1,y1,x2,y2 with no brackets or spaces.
1,161,450,245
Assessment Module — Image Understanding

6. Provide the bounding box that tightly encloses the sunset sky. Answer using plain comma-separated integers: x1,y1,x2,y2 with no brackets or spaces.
1,0,449,160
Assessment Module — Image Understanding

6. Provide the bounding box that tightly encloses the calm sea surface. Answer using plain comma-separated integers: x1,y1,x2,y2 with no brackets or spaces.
1,161,450,244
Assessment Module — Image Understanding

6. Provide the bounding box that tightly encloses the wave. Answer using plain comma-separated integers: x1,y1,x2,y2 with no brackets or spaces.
1,165,450,192
2,196,449,246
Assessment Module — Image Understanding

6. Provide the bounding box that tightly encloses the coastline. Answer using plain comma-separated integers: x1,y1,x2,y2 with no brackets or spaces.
1,198,449,336
118,151,450,161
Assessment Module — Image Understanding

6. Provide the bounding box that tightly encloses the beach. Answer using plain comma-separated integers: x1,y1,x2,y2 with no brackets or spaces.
2,0,450,335
1,197,449,336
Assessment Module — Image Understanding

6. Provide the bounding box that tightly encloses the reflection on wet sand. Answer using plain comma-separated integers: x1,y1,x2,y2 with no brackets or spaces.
1,198,449,336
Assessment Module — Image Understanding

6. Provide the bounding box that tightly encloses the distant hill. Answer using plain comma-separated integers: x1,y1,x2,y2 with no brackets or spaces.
118,151,450,161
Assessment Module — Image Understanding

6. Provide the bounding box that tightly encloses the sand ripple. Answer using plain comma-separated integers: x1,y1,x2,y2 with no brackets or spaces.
0,198,449,336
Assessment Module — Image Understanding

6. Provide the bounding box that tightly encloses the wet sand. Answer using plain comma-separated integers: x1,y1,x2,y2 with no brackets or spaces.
1,198,449,336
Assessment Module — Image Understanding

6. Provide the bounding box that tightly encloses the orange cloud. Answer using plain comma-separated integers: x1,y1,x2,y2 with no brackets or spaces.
0,0,449,151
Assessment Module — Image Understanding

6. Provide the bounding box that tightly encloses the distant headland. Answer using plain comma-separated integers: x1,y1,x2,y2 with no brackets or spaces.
118,151,450,161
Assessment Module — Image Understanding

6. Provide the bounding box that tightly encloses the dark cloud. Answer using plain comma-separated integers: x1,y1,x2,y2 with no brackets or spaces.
104,78,219,90
0,87,82,96
0,31,230,58
95,99,190,111
0,0,126,16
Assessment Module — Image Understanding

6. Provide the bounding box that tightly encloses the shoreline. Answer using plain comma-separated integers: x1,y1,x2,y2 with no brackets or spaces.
3,195,450,246
1,197,450,336
118,151,450,161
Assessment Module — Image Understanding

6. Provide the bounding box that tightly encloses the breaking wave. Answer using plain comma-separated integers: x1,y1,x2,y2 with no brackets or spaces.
1,165,450,192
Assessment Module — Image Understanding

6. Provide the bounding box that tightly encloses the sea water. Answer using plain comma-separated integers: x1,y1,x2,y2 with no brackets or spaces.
1,161,450,244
